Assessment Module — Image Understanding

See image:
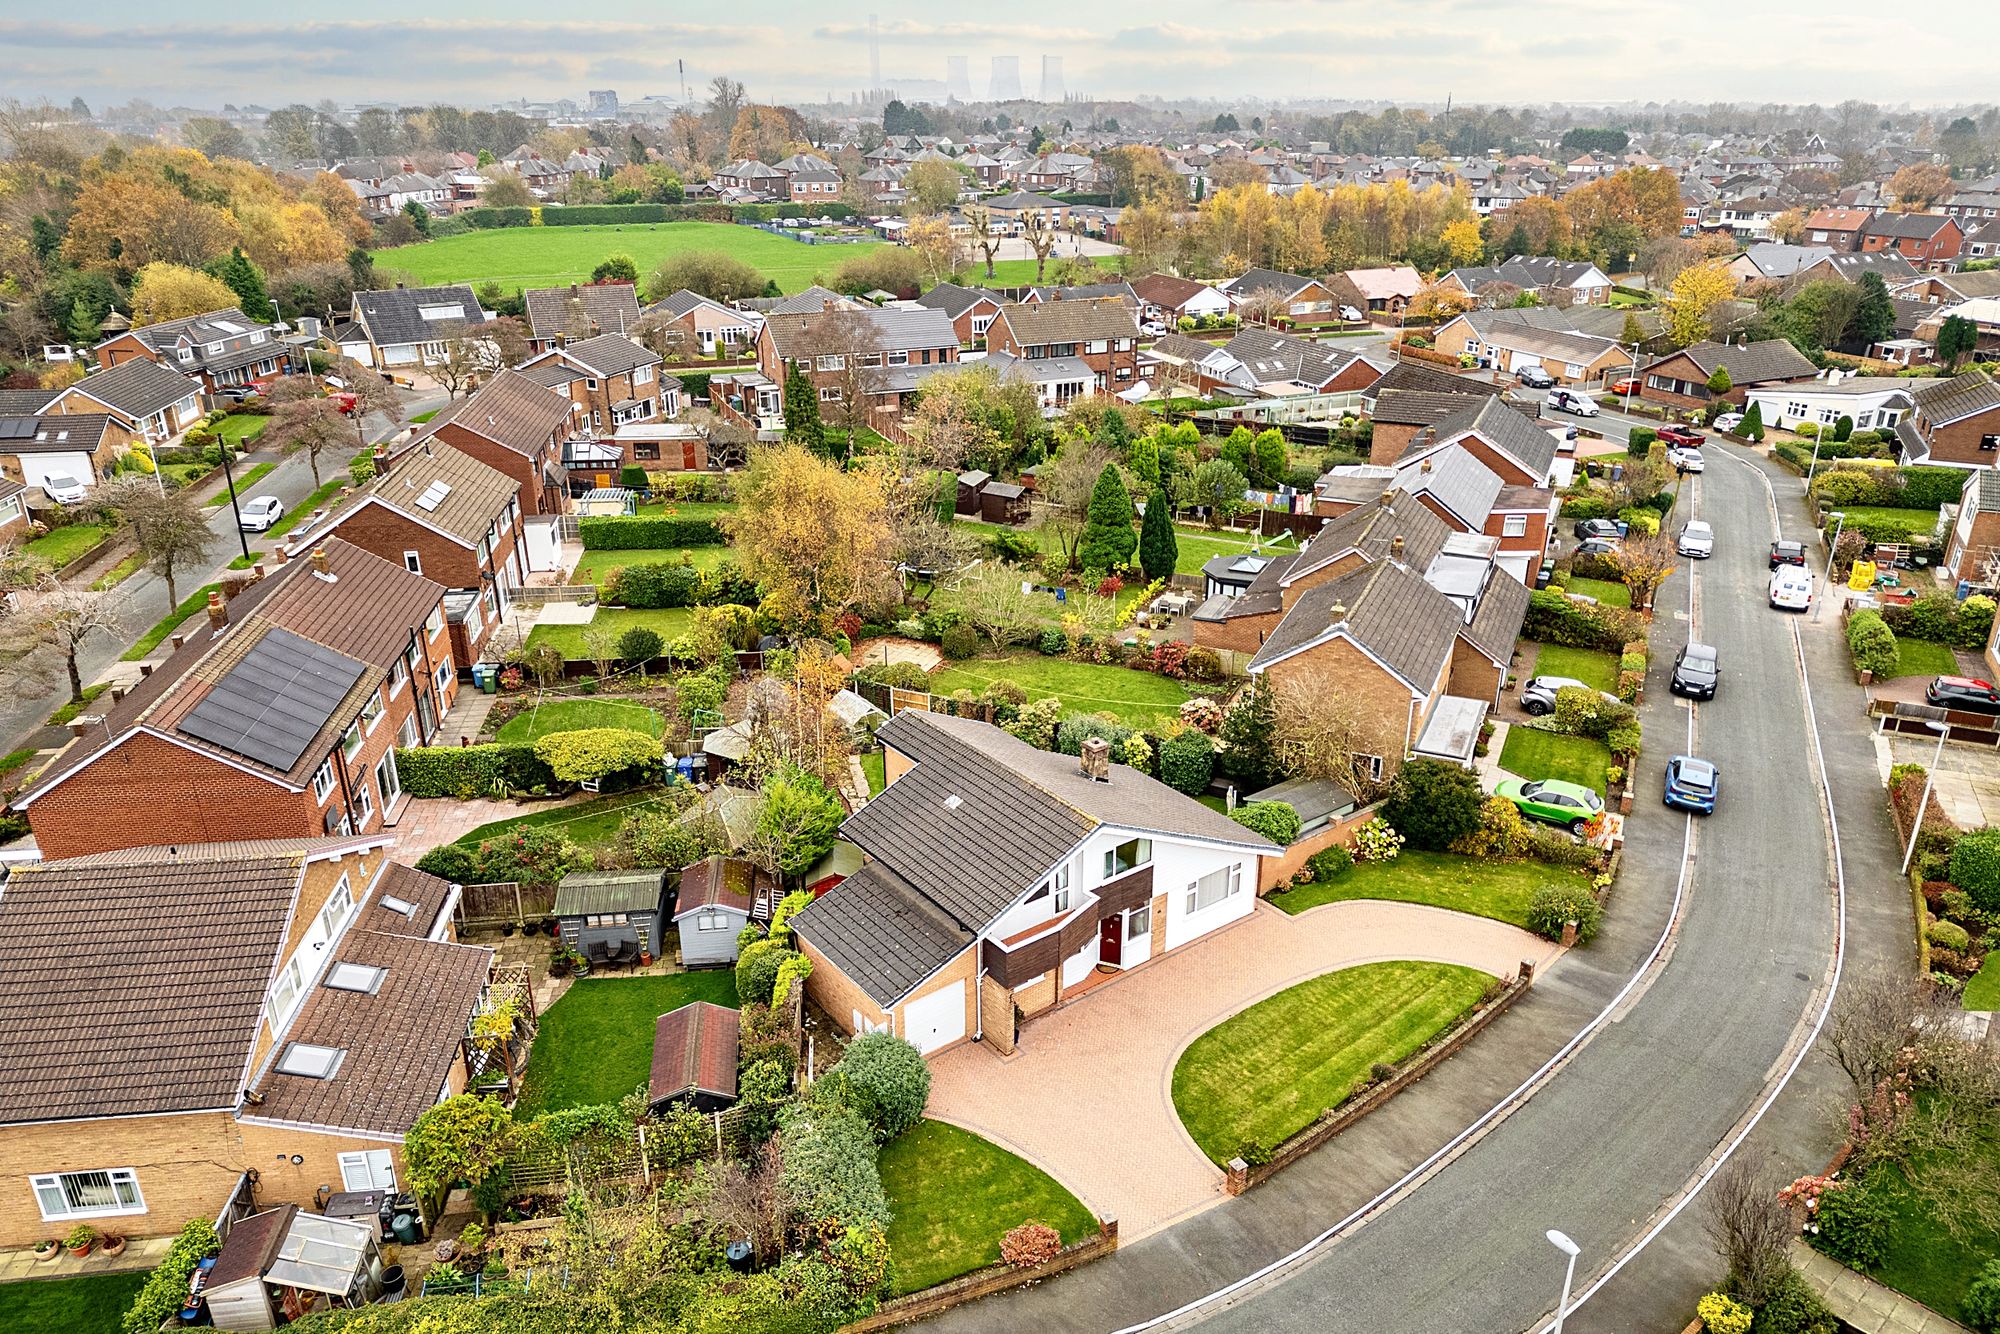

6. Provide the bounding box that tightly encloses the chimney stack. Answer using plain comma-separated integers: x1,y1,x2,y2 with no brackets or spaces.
1079,735,1112,782
109,687,125,703
1391,535,1405,559
206,590,227,634
1329,599,1348,626
311,548,331,578
1379,489,1396,507
1420,457,1433,474
823,298,838,312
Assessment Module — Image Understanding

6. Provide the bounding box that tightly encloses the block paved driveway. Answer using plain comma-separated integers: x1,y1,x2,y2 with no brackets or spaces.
924,898,1559,1239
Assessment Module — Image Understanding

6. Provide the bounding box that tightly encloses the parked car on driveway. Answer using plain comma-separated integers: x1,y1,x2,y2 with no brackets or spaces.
1573,518,1627,541
1521,675,1620,716
214,384,263,405
1495,777,1605,835
1575,537,1620,556
1677,520,1715,558
1927,676,2000,714
1609,377,1641,397
1664,755,1719,814
1516,365,1555,388
1769,540,1807,570
1670,641,1720,699
1713,412,1745,434
1548,388,1600,417
41,473,86,505
1668,447,1705,473
1658,425,1704,449
1339,305,1364,323
238,495,285,533
1769,566,1812,611
1139,320,1167,337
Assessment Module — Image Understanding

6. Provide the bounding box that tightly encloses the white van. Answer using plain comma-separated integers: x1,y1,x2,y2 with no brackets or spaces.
1548,388,1600,417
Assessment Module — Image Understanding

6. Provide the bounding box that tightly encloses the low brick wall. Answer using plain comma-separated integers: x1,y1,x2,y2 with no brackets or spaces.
839,1221,1119,1332
1225,970,1535,1195
1257,803,1383,894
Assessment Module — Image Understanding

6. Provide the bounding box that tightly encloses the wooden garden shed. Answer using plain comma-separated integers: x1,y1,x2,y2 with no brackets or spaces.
647,1001,741,1114
978,480,1031,525
554,867,670,963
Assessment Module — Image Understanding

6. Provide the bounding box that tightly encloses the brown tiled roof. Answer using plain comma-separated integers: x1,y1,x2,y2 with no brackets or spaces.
675,855,760,915
995,297,1139,346
1367,362,1499,403
247,928,492,1137
207,1206,297,1289
522,283,642,340
359,862,455,937
403,370,570,460
1129,273,1216,310
648,1002,740,1105
0,848,308,1123
1657,339,1817,385
1247,558,1461,689
345,442,518,548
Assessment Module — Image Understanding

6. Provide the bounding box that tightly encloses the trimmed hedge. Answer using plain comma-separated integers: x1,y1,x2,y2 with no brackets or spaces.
396,744,555,799
1524,589,1643,651
464,206,534,229
578,515,727,549
1845,608,1899,678
607,561,701,608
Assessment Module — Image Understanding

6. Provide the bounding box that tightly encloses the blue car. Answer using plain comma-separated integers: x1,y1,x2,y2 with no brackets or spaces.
1664,755,1719,814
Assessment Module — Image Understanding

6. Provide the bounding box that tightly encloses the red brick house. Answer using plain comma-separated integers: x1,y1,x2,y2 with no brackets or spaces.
986,298,1141,395
1802,207,1872,251
518,334,674,434
306,442,526,668
1894,373,2000,469
715,305,958,434
386,370,573,515
15,540,457,859
521,283,643,353
1638,339,1818,410
92,308,292,397
1861,213,1964,271
914,283,1005,347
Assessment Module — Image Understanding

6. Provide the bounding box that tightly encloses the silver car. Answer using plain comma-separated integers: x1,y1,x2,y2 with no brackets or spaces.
1520,675,1621,716
1677,520,1715,558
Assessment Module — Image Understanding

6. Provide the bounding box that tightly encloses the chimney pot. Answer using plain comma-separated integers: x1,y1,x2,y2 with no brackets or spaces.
1329,599,1348,624
110,686,125,703
170,633,186,650
1391,535,1405,557
139,663,154,678
68,720,90,738
1420,458,1433,473
1379,489,1396,506
206,591,227,633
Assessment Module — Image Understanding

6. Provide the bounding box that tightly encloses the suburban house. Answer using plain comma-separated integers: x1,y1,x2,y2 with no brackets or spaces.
1894,373,2000,468
518,334,672,434
1740,374,1914,434
1789,251,1921,289
981,190,1069,231
1441,256,1613,307
1726,243,1835,286
386,370,575,522
717,305,960,435
1434,308,1632,386
1861,213,1964,271
0,481,25,545
1223,268,1339,321
303,442,526,668
341,285,488,371
644,290,760,359
1942,469,2000,583
1802,207,1873,250
1330,266,1425,319
0,413,133,496
985,298,1141,396
92,308,292,397
15,540,457,859
1141,333,1254,398
790,710,1280,1057
521,283,643,351
1638,339,1819,410
0,838,496,1247
1209,327,1380,396
1314,443,1554,581
43,359,205,445
1130,273,1234,326
914,282,1005,348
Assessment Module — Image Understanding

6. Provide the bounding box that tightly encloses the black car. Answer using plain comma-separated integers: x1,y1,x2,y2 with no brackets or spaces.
1670,641,1720,700
1516,365,1555,388
1770,540,1807,569
1927,676,2000,714
1573,518,1626,541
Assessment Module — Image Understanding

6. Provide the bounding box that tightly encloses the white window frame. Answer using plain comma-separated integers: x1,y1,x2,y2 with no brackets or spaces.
312,759,336,804
1184,864,1243,915
354,781,375,829
30,1169,145,1221
1126,904,1151,940
435,658,454,691
1358,753,1386,782
426,608,446,640
376,751,402,809
816,354,845,372
696,911,728,932
818,386,842,402
341,719,364,761
403,551,423,574
1049,864,1072,913
1501,514,1528,538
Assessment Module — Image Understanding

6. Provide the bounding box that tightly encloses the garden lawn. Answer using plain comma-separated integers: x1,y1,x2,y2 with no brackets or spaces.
570,545,734,586
214,414,269,446
513,972,739,1117
1168,528,1265,578
1848,1118,2000,1322
1271,849,1588,929
929,655,1191,726
410,409,440,424
1838,506,1944,538
22,523,109,568
494,699,664,744
633,499,739,522
1531,643,1620,692
0,1271,147,1334
1499,727,1614,794
1963,953,2000,1010
878,1120,1098,1295
453,788,676,852
861,750,886,796
122,583,222,660
378,221,887,294
1885,636,1959,680
205,461,275,503
1563,575,1631,608
526,607,694,660
1172,961,1493,1163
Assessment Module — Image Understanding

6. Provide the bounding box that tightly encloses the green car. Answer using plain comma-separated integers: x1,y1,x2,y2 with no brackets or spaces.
1495,778,1605,834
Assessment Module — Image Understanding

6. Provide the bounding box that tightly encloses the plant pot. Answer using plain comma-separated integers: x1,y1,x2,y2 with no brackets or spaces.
67,1243,91,1258
500,922,516,937
32,1242,58,1263
99,1236,125,1258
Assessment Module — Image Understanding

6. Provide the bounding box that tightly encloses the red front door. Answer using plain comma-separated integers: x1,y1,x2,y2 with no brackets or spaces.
1098,915,1122,967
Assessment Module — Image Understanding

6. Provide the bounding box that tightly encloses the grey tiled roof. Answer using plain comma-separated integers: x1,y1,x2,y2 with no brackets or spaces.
1366,361,1496,402
347,441,518,547
915,282,995,320
1864,212,1956,240
1418,395,1559,480
995,297,1139,346
60,358,201,419
522,283,641,340
1227,267,1317,299
1222,328,1366,389
551,333,660,378
1290,491,1452,584
1462,566,1532,662
765,306,957,361
1663,339,1823,387
1400,445,1503,527
1247,559,1461,688
1914,373,2000,427
353,285,486,347
789,861,973,1007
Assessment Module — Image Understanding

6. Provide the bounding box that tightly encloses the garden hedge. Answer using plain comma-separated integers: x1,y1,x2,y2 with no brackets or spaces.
455,202,856,231
1524,589,1642,651
607,560,701,608
396,743,554,799
463,206,534,229
1844,608,1899,678
578,515,727,549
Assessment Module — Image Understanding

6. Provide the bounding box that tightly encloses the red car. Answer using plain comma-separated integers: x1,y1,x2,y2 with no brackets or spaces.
328,391,358,415
1658,425,1705,448
1609,377,1641,396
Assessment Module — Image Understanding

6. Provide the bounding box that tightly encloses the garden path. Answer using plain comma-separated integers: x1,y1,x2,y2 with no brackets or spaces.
923,897,1558,1240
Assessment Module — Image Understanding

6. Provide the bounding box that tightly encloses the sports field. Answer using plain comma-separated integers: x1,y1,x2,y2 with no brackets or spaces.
374,221,887,293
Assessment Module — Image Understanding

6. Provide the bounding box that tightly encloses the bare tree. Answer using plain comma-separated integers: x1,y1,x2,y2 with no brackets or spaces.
0,303,54,363
109,480,218,614
262,385,351,486
484,314,533,369
799,313,888,455
631,311,690,364
4,584,120,702
1703,1155,1794,1310
1271,661,1402,797
690,1147,789,1265
429,326,488,400
965,205,1003,280
335,358,399,449
1826,969,1945,1098
1021,208,1060,282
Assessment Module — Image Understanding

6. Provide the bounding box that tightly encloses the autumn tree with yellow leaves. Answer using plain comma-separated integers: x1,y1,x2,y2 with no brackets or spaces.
1662,259,1736,349
726,444,897,634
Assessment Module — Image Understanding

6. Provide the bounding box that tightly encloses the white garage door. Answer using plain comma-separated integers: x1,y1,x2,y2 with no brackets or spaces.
902,980,966,1054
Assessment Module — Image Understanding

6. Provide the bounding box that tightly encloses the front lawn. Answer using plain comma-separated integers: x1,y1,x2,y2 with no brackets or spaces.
1530,643,1620,691
1171,961,1493,1163
494,699,664,743
1885,636,1959,680
569,545,734,586
525,607,694,660
878,1120,1098,1295
1271,848,1588,929
0,1272,147,1334
513,972,740,1117
453,788,678,852
1563,575,1631,608
214,413,269,446
1963,953,2000,1010
23,523,109,568
928,654,1191,726
1499,727,1614,794
1839,506,1944,539
205,461,276,504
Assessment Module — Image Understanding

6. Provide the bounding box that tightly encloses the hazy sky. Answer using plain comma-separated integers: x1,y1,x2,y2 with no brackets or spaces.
3,3,1987,113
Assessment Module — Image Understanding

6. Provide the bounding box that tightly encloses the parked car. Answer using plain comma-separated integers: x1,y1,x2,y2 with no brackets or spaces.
40,473,86,505
238,495,286,532
1339,305,1365,323
1658,425,1704,449
1769,566,1812,611
1713,411,1746,434
1670,641,1720,699
1664,754,1719,814
328,391,359,415
1573,518,1627,541
1516,365,1556,388
1926,676,2000,714
1575,537,1620,556
1769,540,1807,570
1139,320,1167,337
214,384,262,405
1668,447,1706,473
1677,520,1715,558
1548,388,1600,417
1609,377,1641,397
1495,777,1605,835
1521,675,1620,716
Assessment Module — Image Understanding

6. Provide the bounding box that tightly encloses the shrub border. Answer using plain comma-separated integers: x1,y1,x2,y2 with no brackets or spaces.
839,1221,1119,1332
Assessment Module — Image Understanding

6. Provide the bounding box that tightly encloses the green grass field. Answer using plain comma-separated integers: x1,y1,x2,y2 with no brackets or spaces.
1172,961,1492,1163
493,699,664,744
514,972,740,1117
214,414,269,446
1886,636,1960,680
570,545,734,587
929,655,1190,726
1965,953,2000,1010
377,221,887,294
121,583,222,661
1839,506,1944,538
1498,727,1614,795
1563,575,1631,608
1271,849,1587,928
879,1120,1097,1294
0,1271,147,1334
1530,644,1620,692
525,607,694,659
23,523,109,568
453,788,679,852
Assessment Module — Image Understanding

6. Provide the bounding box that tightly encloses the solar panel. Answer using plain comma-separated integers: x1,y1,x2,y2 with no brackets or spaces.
178,627,366,772
0,420,34,441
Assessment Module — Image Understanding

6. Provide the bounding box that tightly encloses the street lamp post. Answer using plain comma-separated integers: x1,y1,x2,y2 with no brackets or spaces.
1805,428,1825,489
1813,510,1846,623
1547,1229,1581,1334
1900,719,1951,876
220,442,251,562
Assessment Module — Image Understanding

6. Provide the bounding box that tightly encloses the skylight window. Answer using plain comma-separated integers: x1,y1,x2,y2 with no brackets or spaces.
324,963,386,994
414,481,452,511
276,1043,346,1079
379,894,418,918
418,304,467,321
